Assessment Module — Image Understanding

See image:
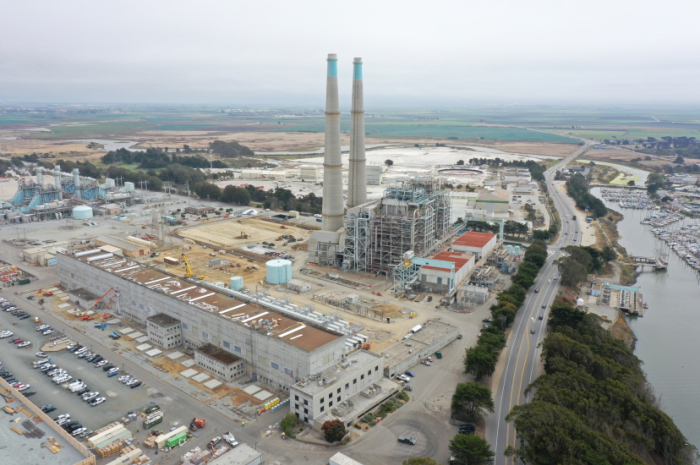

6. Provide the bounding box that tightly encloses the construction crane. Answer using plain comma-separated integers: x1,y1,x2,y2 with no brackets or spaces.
85,288,119,319
181,254,203,279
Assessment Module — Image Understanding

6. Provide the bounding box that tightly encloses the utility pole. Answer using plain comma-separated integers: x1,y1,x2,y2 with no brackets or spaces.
185,180,190,204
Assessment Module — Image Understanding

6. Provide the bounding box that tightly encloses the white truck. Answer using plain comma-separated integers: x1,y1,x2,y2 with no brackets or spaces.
223,432,238,448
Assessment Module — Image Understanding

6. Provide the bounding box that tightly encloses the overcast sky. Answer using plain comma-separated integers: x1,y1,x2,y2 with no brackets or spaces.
2,0,699,106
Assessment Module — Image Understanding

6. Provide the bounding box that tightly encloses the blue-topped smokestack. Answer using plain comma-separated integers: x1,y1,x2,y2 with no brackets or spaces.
322,53,344,231
348,57,366,208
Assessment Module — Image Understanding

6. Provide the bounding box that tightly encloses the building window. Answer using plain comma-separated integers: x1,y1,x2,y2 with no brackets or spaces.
223,341,230,349
271,361,279,370
320,406,324,413
304,408,308,414
304,400,308,406
320,397,324,403
367,370,371,376
337,396,341,402
361,374,364,380
284,367,293,377
329,393,332,399
295,395,299,401
234,345,242,354
202,331,209,339
329,401,333,407
345,383,349,389
353,379,356,384
375,366,378,372
182,322,189,330
421,275,426,282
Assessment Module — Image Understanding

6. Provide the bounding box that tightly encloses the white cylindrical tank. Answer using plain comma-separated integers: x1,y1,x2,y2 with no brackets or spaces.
36,166,43,186
72,205,93,220
230,276,244,291
576,298,585,307
124,182,135,192
87,253,113,262
265,259,292,284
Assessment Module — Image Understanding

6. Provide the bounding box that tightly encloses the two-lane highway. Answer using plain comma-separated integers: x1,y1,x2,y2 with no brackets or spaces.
489,142,591,464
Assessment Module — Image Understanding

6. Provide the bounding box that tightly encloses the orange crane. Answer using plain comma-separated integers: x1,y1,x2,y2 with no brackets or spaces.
85,288,119,320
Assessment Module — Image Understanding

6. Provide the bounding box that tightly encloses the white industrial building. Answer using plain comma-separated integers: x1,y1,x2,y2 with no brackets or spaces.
366,164,384,185
290,350,399,430
146,313,183,349
57,250,356,391
451,231,498,260
299,165,322,182
419,251,475,294
195,344,246,382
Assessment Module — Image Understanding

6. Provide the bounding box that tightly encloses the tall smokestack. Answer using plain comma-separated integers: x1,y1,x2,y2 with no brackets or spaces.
36,166,43,186
73,168,82,199
322,53,344,232
348,57,366,208
54,165,61,190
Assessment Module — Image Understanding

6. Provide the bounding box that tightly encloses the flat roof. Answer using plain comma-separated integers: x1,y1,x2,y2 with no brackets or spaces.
384,320,458,369
207,444,261,465
69,251,340,351
293,350,383,395
95,235,148,252
196,344,241,365
147,313,181,327
329,453,366,465
430,251,474,272
453,231,497,248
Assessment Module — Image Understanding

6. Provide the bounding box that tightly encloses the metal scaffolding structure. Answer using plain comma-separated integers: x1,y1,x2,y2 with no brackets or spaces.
343,177,452,274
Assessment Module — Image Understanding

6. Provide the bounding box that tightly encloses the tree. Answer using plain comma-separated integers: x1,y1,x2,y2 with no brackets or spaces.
456,159,465,165
464,345,497,379
403,459,438,465
451,382,494,421
601,245,617,262
385,159,394,166
449,434,495,465
674,154,685,164
548,303,585,329
280,413,296,437
321,419,347,443
221,185,251,205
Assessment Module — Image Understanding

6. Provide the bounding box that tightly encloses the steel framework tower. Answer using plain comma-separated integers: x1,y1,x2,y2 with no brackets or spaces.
322,54,345,232
348,57,366,208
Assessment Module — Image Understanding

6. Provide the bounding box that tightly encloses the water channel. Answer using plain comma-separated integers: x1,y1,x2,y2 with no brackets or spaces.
592,187,700,448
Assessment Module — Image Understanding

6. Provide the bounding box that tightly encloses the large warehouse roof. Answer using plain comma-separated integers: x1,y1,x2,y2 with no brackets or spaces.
72,251,339,351
453,231,496,248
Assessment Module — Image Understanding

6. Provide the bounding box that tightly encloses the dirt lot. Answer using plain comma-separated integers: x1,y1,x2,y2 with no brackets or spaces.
467,140,579,157
582,148,670,169
178,218,312,249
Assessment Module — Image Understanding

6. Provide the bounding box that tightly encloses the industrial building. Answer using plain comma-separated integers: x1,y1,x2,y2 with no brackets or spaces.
289,350,399,429
57,250,364,391
382,320,459,378
474,188,510,215
451,231,498,259
418,251,475,294
146,313,183,349
366,164,384,185
0,166,138,221
195,344,246,381
94,235,151,257
299,165,321,182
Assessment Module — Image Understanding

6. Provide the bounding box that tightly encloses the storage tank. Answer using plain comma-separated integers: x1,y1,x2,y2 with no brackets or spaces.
72,205,93,220
266,259,292,284
230,276,244,291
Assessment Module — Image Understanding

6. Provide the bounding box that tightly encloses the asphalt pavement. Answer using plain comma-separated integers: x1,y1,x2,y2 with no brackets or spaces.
488,142,590,464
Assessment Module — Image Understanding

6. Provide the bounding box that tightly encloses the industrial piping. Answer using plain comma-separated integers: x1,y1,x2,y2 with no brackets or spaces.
347,57,367,208
73,168,82,199
321,53,345,232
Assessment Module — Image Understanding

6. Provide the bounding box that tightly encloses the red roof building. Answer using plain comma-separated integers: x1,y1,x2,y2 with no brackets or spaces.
451,231,498,259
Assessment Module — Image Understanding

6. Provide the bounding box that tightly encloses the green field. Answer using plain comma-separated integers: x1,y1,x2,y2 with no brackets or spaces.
275,124,575,142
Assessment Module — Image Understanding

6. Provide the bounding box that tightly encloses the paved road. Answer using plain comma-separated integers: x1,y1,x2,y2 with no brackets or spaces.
488,142,591,464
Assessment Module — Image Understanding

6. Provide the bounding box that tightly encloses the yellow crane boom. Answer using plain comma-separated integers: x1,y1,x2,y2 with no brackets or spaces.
181,254,203,279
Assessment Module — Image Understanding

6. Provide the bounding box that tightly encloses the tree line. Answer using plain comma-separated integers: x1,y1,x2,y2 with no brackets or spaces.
566,173,607,217
101,148,229,170
557,245,616,287
506,306,697,465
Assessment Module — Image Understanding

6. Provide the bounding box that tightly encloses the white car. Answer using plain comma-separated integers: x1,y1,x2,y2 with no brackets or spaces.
54,375,72,384
36,325,49,331
108,367,119,374
17,341,32,348
42,329,55,336
0,331,13,339
82,392,99,402
54,414,70,421
89,397,106,406
95,360,108,368
17,384,30,391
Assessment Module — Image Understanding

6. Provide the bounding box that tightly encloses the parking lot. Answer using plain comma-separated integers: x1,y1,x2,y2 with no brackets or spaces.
0,306,182,435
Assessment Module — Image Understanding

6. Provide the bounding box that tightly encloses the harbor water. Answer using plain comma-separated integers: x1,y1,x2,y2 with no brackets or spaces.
592,187,700,448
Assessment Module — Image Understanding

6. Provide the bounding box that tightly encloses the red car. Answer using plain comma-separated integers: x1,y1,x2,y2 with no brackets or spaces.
13,339,24,344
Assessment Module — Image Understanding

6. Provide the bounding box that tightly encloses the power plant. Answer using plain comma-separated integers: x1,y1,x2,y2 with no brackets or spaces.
1,166,139,222
309,55,454,274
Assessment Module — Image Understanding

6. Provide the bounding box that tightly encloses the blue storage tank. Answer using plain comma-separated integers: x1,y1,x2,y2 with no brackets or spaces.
266,259,292,284
230,276,244,291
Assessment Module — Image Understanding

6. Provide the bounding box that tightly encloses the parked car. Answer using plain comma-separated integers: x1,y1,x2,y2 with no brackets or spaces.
89,397,105,406
75,387,90,396
95,360,108,368
92,355,103,364
102,364,115,372
130,381,143,389
404,371,415,377
36,352,48,357
82,392,99,402
40,405,57,413
107,371,119,378
24,391,36,397
17,341,32,348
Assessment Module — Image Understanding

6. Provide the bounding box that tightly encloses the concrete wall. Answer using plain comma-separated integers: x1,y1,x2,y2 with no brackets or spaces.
58,254,346,391
194,351,246,382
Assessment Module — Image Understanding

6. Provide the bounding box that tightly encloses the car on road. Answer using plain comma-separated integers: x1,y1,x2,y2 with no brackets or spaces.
534,288,539,293
541,304,546,309
538,315,543,320
481,318,492,323
36,352,47,357
530,328,536,334
459,423,476,434
40,405,57,413
398,436,416,445
89,397,105,407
